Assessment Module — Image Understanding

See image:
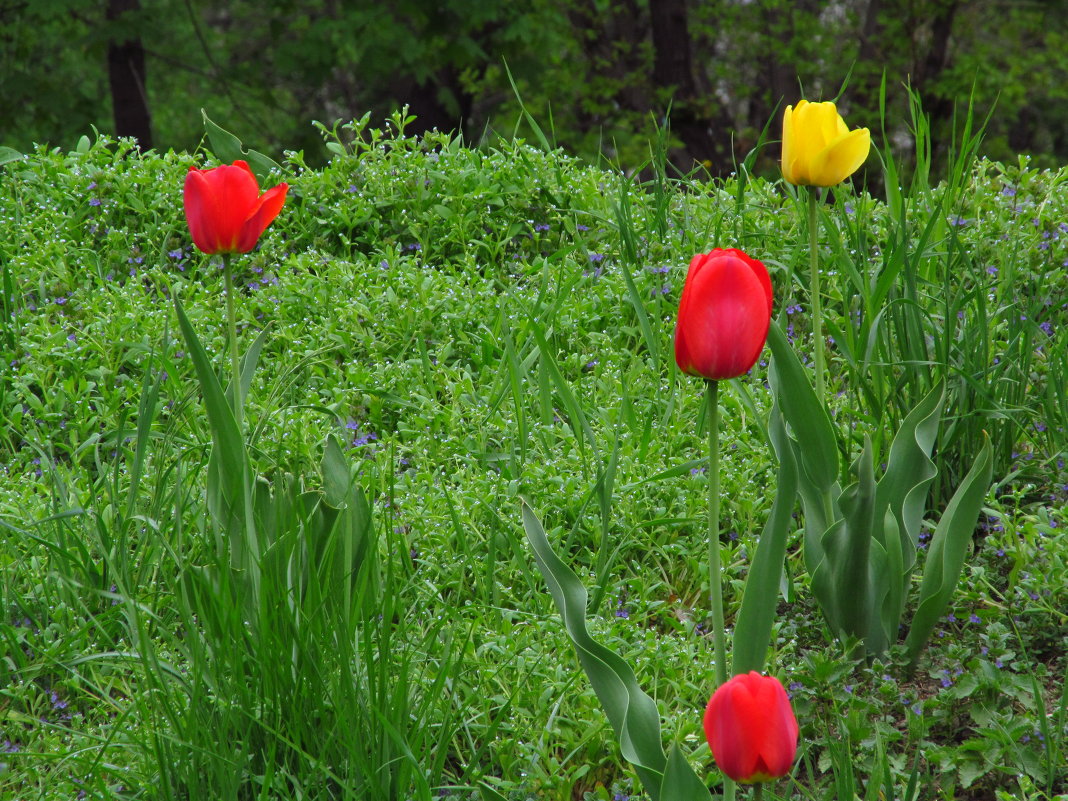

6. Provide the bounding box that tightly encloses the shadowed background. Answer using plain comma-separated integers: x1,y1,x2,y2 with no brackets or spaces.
2,0,1067,175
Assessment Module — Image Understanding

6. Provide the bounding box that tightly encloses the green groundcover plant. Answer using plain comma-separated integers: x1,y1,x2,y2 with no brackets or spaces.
0,106,1064,801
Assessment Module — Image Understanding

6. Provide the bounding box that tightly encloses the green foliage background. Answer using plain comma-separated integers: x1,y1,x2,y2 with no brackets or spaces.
3,0,1068,172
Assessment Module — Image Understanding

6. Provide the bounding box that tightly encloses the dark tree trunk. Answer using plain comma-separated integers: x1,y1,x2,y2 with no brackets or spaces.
107,0,152,149
649,0,732,174
913,0,961,131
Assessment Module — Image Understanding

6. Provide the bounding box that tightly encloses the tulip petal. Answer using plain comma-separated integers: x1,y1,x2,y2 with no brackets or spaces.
184,168,222,254
781,104,799,185
781,99,870,187
237,183,289,253
704,672,798,784
812,127,871,186
183,160,288,255
673,250,771,380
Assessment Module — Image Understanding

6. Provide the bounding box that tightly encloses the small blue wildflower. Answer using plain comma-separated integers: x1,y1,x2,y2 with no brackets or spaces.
986,265,998,275
534,223,550,232
969,613,981,624
588,252,605,263
89,197,101,207
1001,186,1016,197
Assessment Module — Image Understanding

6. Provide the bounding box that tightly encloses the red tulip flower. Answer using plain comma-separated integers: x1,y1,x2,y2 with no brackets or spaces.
183,160,288,255
674,249,773,380
704,672,799,784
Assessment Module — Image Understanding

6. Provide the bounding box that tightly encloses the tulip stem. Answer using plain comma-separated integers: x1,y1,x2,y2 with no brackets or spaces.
706,379,728,689
222,253,243,432
806,189,826,408
752,783,764,801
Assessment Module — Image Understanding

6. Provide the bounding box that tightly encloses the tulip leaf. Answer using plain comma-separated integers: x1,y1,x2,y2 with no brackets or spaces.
875,508,906,654
905,434,992,669
201,109,283,181
766,320,839,493
874,381,943,569
808,438,876,644
732,397,799,675
660,742,711,801
174,296,260,590
524,499,708,801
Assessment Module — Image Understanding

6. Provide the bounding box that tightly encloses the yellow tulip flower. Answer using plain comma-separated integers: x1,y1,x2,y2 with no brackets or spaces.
781,100,871,187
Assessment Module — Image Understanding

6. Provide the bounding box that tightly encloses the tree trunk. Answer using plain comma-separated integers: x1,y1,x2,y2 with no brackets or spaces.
107,0,152,149
649,0,732,174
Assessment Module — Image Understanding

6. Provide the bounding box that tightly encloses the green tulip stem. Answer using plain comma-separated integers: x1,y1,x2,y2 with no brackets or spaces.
706,378,727,688
753,783,764,801
706,378,736,801
222,253,243,433
807,189,826,408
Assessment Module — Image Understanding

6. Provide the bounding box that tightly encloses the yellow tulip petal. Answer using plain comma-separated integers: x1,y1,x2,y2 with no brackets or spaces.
781,105,799,184
789,103,827,183
811,127,871,186
813,102,842,148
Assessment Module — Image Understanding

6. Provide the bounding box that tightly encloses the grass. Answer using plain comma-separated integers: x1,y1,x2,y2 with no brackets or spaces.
0,110,1065,800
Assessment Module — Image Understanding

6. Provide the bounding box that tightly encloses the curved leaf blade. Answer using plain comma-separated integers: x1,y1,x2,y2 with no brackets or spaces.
905,435,993,668
732,398,799,674
766,320,839,493
523,501,709,801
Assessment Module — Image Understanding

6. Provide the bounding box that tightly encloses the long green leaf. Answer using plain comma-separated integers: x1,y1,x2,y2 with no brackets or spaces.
731,399,799,674
661,742,711,800
875,381,943,562
905,435,992,668
174,296,259,584
523,501,708,801
767,320,839,493
812,439,876,641
872,382,943,646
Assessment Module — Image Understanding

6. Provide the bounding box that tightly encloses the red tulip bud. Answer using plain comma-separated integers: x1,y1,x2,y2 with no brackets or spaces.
183,160,288,255
674,249,773,380
704,672,799,784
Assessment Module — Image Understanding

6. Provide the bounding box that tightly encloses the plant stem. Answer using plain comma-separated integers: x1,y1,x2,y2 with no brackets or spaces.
707,378,736,801
706,379,727,686
807,189,826,408
753,782,764,801
222,253,243,432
